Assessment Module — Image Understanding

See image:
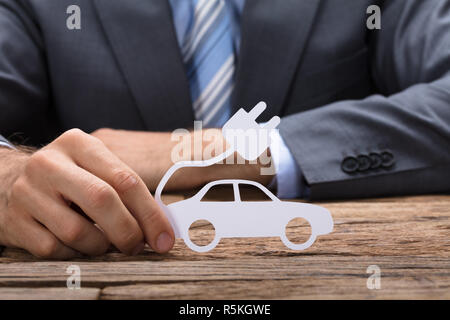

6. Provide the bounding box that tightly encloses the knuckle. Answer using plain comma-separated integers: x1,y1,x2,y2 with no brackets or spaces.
26,150,56,175
112,170,139,193
62,128,85,141
85,182,115,209
10,177,28,201
61,221,85,244
56,129,89,147
35,237,59,258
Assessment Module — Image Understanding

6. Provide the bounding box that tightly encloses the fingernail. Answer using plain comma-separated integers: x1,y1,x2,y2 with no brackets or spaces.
132,242,145,255
156,232,173,252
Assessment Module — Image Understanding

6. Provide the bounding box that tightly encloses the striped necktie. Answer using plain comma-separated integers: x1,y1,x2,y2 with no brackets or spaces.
183,0,235,127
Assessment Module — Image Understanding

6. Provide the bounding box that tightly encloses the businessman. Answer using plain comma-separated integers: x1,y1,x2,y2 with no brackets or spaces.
0,0,449,259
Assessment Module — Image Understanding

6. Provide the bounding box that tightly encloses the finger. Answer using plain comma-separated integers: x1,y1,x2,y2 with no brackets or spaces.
15,214,78,260
81,163,175,253
16,183,110,256
60,131,174,253
34,152,145,255
59,166,144,255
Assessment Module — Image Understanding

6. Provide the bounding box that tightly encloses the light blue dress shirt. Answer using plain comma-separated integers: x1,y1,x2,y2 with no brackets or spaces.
0,141,11,148
169,0,306,199
0,135,15,149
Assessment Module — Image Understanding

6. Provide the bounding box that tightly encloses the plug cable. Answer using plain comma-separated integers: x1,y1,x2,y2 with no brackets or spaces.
155,147,235,207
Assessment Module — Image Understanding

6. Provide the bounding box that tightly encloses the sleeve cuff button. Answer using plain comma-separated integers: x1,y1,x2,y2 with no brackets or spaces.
381,151,395,168
341,156,359,174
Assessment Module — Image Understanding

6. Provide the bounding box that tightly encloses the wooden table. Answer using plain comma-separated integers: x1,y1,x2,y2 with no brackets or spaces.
0,193,449,300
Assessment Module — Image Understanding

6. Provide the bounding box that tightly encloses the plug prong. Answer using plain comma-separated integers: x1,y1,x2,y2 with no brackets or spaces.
248,101,267,120
262,116,281,130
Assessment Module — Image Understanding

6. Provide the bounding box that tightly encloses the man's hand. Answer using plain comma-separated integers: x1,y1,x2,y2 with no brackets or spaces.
92,128,274,191
0,129,174,259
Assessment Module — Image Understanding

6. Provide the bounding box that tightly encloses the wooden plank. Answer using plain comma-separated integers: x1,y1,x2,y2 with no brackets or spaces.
100,277,450,300
0,195,448,299
2,195,448,262
0,288,100,300
0,256,448,290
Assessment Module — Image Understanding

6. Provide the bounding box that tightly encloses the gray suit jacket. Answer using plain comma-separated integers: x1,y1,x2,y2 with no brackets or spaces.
0,0,449,199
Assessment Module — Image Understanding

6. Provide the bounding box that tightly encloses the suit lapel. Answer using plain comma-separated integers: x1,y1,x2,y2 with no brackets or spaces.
93,0,193,130
232,0,322,120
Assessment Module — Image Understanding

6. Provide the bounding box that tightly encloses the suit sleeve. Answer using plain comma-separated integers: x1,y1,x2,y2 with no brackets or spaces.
0,0,51,146
279,0,450,200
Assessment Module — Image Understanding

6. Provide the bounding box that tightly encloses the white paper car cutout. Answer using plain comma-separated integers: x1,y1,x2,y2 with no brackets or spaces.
163,179,334,252
155,102,334,253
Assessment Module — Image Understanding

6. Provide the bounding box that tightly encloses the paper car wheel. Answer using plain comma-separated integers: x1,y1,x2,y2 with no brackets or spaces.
280,218,317,251
183,220,220,253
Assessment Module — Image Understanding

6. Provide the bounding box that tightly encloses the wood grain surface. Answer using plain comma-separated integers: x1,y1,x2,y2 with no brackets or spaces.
0,193,449,300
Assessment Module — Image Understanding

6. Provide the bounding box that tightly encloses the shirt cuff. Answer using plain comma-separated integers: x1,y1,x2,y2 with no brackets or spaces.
0,135,15,149
269,129,308,199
